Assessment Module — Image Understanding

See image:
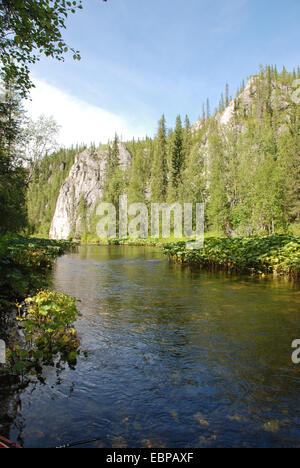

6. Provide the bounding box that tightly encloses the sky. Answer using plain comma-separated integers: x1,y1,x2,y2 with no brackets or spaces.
24,0,300,147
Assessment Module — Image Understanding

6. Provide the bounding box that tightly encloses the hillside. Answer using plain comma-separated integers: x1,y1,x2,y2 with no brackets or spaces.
27,66,300,240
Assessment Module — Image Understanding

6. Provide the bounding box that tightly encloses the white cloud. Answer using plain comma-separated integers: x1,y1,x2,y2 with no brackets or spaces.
24,78,148,147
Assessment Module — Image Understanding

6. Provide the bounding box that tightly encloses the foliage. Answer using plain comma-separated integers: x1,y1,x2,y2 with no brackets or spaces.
27,65,300,240
150,114,168,203
6,290,81,374
0,0,104,235
0,85,28,233
163,236,300,279
0,235,77,309
0,163,28,234
169,114,184,198
102,134,124,208
0,235,79,375
0,0,83,97
26,146,80,235
21,115,61,171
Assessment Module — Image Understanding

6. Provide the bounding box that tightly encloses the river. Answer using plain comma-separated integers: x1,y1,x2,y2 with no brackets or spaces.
1,245,300,447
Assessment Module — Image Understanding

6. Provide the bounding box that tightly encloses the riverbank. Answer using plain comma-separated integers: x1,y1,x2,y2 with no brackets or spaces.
5,244,299,448
0,236,79,373
80,235,300,280
163,235,300,280
0,236,77,343
0,236,78,311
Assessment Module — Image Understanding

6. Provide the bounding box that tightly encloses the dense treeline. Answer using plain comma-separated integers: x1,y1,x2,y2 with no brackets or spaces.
27,66,300,239
1,5,297,248
0,0,93,236
0,86,28,234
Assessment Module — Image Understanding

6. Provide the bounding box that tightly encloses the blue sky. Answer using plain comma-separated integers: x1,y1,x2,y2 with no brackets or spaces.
25,0,300,146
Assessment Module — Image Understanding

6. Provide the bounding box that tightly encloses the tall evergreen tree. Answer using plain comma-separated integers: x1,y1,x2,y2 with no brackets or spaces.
206,122,231,234
183,115,192,170
150,114,168,202
225,83,230,107
0,85,27,233
26,65,300,238
169,115,184,199
206,98,211,119
103,133,123,208
128,141,152,204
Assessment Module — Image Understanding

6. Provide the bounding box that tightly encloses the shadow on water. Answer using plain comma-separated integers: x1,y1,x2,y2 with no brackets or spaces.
1,245,300,448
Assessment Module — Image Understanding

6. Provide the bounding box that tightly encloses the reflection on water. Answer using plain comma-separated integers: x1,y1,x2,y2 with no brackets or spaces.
1,245,300,447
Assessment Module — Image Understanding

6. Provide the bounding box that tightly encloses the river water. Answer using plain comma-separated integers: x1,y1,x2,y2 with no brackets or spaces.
1,245,300,447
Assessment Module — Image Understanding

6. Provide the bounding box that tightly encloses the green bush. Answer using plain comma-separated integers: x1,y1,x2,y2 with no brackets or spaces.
163,235,300,279
0,235,77,309
7,290,81,374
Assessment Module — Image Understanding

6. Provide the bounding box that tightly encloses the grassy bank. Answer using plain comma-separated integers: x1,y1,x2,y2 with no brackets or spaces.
92,237,181,247
0,236,80,374
82,234,300,280
0,236,77,310
162,236,300,280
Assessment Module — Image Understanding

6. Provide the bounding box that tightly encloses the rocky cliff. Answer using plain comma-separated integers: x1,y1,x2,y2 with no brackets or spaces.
49,143,131,239
46,72,295,240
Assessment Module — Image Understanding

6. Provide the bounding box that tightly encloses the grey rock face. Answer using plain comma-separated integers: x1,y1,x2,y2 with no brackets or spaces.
49,143,131,240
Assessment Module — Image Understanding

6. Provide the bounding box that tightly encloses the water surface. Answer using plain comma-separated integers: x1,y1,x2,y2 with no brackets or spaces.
1,245,300,448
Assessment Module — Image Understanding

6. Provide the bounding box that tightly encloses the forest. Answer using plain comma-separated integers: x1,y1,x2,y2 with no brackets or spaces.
25,66,300,241
1,0,300,370
0,0,300,450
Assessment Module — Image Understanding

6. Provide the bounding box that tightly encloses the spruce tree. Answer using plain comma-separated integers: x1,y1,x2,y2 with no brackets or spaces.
206,98,211,119
169,115,184,199
103,133,123,208
183,115,192,169
0,85,27,233
150,114,168,202
225,83,229,107
206,122,231,235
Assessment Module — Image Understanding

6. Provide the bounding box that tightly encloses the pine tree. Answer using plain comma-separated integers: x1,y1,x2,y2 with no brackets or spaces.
206,122,231,235
183,115,192,167
25,65,300,238
206,98,211,119
150,114,168,202
225,83,229,107
0,85,27,233
128,142,151,204
279,98,300,222
169,115,184,199
103,133,123,209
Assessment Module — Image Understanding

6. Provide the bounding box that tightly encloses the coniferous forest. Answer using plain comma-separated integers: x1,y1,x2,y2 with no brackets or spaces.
1,0,300,451
26,66,300,240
